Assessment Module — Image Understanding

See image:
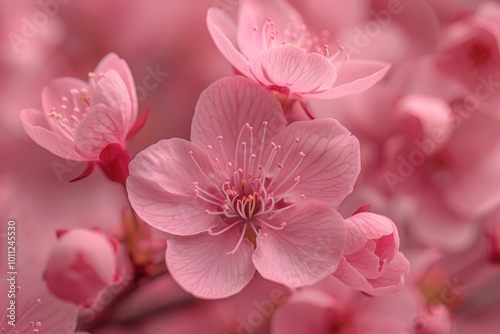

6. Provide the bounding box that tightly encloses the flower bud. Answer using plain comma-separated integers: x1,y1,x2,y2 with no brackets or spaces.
333,212,410,296
44,229,119,306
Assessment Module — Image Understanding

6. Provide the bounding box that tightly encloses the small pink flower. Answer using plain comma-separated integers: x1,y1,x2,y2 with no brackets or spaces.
333,212,410,296
0,269,78,334
207,0,390,102
43,228,119,306
127,76,360,298
20,53,144,183
435,2,500,116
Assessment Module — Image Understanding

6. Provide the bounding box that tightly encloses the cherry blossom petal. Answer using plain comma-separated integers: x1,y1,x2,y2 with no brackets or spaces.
75,72,132,155
344,212,398,255
312,60,390,99
191,76,286,166
127,139,221,236
20,108,89,161
249,44,337,93
207,8,253,77
253,201,346,288
237,0,304,58
89,70,134,132
166,232,255,299
344,247,385,280
267,118,360,205
94,53,138,123
74,103,125,157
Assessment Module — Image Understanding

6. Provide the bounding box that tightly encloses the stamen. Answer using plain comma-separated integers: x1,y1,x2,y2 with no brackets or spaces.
208,220,242,236
80,94,91,107
268,200,302,219
188,151,218,188
242,141,247,175
271,152,305,193
256,218,286,231
227,223,248,255
323,45,330,57
257,121,269,166
195,190,224,206
234,124,250,171
259,142,280,182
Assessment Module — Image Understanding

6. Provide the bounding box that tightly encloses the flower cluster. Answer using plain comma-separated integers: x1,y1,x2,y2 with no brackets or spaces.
4,0,500,333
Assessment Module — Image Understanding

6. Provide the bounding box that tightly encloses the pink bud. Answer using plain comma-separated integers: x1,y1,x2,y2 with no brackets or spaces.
333,212,410,296
44,229,118,306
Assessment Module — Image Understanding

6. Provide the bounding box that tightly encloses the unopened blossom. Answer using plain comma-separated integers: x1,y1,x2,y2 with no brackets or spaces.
20,53,143,184
43,228,120,306
127,76,360,298
206,0,390,104
333,212,410,296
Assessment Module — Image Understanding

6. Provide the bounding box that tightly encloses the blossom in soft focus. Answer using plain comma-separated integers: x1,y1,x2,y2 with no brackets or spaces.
127,76,361,298
436,2,500,92
43,228,119,306
270,276,356,334
333,212,410,296
19,53,140,183
0,270,78,334
207,0,390,103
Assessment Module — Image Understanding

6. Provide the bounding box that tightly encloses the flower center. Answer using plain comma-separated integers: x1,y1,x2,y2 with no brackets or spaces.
46,71,104,140
467,41,492,68
189,121,306,255
253,16,349,63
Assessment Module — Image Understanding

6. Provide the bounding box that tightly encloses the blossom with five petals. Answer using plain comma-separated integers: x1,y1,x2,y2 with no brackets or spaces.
127,76,360,298
207,0,390,103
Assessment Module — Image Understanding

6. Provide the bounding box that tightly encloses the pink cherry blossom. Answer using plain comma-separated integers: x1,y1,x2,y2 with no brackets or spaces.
332,212,409,296
43,228,120,307
206,0,390,103
271,275,416,334
127,76,360,298
19,53,141,183
436,2,500,89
